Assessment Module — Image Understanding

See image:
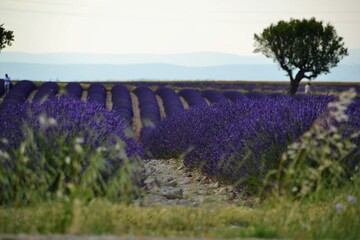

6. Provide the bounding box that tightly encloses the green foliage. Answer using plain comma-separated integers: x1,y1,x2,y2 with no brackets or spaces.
0,115,143,206
0,192,359,239
0,23,14,52
254,18,348,94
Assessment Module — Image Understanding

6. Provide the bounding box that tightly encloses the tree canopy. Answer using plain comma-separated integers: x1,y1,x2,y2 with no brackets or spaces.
254,18,348,95
0,23,15,53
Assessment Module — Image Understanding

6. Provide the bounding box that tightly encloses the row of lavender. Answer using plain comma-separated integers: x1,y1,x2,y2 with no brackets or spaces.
0,81,248,136
102,81,360,94
1,81,359,144
2,80,360,101
144,93,360,190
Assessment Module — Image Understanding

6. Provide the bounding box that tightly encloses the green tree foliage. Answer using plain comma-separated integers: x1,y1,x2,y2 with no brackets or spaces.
0,23,14,52
254,18,348,95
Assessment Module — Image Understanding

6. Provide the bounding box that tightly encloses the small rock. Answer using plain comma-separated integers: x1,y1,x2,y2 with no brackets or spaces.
217,187,227,194
177,200,185,205
164,176,174,182
194,176,201,182
163,188,183,199
166,180,178,187
200,176,208,184
196,190,204,194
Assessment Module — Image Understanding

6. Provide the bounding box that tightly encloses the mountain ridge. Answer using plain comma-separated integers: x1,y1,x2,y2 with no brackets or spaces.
1,62,359,82
1,49,359,66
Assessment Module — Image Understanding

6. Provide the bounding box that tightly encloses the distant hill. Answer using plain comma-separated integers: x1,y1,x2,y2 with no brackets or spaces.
0,50,359,81
1,62,359,82
1,49,359,66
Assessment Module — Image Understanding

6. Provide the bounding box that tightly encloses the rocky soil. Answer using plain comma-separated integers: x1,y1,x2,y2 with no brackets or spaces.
141,158,242,207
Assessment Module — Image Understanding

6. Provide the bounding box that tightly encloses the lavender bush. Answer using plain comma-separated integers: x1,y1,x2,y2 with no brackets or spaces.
0,98,144,204
62,82,83,100
32,82,59,102
134,86,161,143
178,88,207,107
245,91,266,100
155,87,185,117
223,91,248,102
1,80,36,110
201,90,228,104
111,84,134,125
87,83,107,108
144,103,218,159
145,94,344,191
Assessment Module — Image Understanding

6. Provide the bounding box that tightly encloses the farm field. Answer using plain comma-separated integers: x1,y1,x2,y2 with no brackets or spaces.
0,80,359,239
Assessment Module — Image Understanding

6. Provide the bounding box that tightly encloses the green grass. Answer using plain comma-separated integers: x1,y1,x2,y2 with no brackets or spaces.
0,185,359,239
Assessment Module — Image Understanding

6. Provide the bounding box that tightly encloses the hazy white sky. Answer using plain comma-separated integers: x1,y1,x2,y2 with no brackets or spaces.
1,0,360,55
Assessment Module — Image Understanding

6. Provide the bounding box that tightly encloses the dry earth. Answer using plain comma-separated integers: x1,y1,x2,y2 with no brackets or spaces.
141,158,241,206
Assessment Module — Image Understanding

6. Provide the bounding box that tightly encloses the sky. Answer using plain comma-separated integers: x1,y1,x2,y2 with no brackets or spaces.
1,0,360,56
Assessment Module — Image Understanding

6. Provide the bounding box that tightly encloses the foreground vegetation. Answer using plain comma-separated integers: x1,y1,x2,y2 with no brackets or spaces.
0,82,359,239
0,186,359,239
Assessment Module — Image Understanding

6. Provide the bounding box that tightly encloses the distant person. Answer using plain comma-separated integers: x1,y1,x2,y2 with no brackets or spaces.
305,82,311,94
4,74,11,94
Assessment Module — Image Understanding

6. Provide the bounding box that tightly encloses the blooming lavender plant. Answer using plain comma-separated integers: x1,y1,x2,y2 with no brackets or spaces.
223,91,248,102
155,87,184,117
32,82,59,102
111,84,134,125
62,82,83,100
0,98,144,204
245,91,266,100
134,86,161,143
145,93,341,191
347,195,357,204
87,83,107,108
0,80,36,110
201,90,228,104
178,88,207,107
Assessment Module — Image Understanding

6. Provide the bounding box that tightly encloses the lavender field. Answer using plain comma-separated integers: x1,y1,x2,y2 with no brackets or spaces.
0,80,359,238
0,80,359,191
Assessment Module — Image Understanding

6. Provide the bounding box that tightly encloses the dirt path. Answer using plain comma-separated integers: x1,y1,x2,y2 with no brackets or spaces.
141,158,240,206
130,92,142,141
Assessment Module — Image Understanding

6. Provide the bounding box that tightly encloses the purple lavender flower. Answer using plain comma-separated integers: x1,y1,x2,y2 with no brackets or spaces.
335,203,345,212
347,195,357,204
0,98,143,160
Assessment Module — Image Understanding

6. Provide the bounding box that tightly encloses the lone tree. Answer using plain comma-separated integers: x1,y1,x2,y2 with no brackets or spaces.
254,18,348,95
0,23,14,53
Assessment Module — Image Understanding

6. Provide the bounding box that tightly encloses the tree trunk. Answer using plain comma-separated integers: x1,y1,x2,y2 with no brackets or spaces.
289,70,305,95
289,79,300,95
